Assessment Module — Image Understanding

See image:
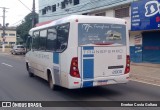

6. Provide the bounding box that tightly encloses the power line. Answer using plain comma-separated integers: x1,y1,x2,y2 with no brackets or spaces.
10,19,23,26
17,0,32,12
10,0,37,27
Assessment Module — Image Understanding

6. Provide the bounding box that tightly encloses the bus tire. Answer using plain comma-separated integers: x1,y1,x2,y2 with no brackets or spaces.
48,73,54,90
48,73,61,91
26,63,34,77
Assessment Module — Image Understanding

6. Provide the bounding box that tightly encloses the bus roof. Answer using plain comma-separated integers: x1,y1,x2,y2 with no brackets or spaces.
29,15,126,34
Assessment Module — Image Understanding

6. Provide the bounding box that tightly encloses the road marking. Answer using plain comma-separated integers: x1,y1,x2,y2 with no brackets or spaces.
1,63,13,68
130,79,160,87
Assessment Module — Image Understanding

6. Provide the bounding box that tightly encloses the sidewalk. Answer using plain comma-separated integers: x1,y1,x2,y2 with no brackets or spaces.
130,62,160,86
0,48,11,53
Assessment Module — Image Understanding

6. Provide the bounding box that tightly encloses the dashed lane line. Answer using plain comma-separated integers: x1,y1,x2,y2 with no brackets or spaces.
1,63,13,68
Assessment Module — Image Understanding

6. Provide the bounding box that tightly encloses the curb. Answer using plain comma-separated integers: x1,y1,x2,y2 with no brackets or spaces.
131,63,160,68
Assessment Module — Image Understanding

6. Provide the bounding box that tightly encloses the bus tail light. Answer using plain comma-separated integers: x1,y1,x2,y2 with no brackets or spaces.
125,55,130,74
70,57,80,78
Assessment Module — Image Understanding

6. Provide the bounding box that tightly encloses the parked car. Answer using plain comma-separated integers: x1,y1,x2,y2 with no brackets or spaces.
11,45,26,55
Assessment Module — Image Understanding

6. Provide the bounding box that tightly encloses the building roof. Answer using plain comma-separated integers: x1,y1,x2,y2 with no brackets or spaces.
36,20,53,27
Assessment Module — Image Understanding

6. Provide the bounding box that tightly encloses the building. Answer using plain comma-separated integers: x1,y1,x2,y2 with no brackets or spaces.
0,27,17,46
130,0,160,63
39,0,132,30
39,0,160,63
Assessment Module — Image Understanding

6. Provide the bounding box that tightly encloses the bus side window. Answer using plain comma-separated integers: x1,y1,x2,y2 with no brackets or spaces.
39,30,47,50
46,28,57,51
56,23,69,52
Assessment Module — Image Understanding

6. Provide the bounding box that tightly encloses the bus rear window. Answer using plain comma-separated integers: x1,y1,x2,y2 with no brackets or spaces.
78,23,126,46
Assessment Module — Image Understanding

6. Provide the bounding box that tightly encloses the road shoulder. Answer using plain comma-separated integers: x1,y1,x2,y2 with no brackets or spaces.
130,63,160,87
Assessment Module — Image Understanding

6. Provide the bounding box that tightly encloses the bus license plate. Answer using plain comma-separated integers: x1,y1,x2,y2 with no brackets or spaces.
97,80,108,85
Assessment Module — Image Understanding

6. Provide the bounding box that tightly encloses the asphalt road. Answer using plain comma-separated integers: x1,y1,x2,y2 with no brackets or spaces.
0,53,160,110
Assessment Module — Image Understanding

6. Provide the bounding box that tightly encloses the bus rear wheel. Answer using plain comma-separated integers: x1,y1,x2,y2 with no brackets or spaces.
48,73,61,91
48,73,54,90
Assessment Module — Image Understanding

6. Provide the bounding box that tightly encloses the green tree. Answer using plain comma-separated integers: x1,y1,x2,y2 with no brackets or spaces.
16,13,38,43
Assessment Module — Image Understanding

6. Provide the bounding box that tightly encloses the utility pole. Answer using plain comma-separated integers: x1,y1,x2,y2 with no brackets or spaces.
32,0,36,28
0,7,9,52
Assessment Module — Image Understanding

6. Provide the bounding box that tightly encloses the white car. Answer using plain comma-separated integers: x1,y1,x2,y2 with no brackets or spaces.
11,45,26,55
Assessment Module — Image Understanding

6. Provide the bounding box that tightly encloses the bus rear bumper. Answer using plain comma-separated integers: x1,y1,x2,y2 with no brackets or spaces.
67,73,130,89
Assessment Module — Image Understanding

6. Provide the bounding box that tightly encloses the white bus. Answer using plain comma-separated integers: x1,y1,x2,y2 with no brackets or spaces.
25,15,130,90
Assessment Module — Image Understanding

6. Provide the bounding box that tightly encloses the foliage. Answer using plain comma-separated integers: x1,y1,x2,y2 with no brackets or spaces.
16,13,38,43
16,37,24,45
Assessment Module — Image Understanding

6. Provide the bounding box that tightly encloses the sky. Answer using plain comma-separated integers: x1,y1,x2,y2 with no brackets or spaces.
0,0,38,27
